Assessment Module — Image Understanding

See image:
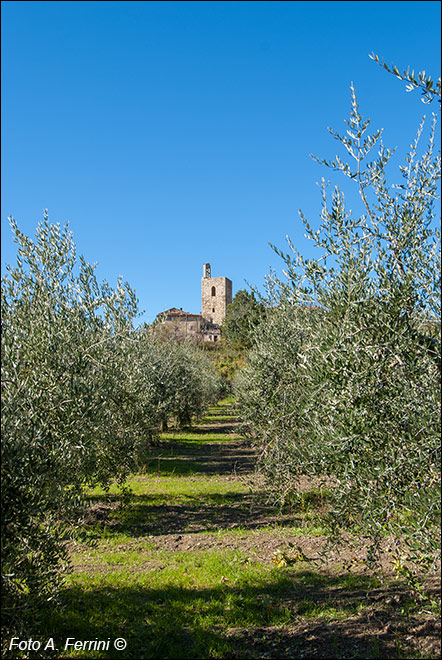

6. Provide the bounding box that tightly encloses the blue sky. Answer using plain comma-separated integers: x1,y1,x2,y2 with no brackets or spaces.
2,1,440,324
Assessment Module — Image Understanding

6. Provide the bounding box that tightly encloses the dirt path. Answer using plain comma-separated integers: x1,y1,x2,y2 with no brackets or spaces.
75,401,440,659
135,408,412,572
138,410,336,550
156,404,441,658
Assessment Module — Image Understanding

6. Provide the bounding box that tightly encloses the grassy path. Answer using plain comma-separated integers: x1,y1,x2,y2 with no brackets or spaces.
41,400,440,659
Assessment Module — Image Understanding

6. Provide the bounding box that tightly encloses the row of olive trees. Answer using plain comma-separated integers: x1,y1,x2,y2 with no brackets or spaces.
1,216,221,641
236,71,440,572
133,333,223,430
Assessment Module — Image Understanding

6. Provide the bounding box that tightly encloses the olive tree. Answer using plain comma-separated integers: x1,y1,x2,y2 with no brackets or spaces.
236,78,440,572
1,216,147,637
1,214,223,641
133,334,222,431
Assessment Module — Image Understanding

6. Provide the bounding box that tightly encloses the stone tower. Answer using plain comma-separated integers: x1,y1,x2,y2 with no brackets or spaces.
201,263,232,326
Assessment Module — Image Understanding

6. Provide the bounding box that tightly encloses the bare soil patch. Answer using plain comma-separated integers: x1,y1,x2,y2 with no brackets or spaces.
150,436,256,475
78,406,441,659
222,610,441,659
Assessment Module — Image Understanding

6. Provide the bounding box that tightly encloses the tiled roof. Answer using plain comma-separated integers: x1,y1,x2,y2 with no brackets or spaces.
157,308,202,319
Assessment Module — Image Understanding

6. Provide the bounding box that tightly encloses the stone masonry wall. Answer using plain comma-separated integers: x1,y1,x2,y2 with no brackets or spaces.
201,275,232,326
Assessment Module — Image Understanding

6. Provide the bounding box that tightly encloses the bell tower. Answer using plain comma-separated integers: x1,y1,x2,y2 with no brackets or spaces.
201,263,232,326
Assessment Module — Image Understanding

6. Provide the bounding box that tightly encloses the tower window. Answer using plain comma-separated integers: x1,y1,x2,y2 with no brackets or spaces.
212,308,215,313
211,286,216,296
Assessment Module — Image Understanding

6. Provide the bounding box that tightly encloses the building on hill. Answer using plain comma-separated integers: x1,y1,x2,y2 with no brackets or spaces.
155,263,232,342
201,263,232,327
155,308,203,341
201,320,222,343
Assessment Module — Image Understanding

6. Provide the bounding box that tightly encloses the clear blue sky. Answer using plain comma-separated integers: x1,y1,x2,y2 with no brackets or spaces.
2,1,440,324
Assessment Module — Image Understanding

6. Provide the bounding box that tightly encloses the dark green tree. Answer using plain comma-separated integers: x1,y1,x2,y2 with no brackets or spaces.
222,289,266,351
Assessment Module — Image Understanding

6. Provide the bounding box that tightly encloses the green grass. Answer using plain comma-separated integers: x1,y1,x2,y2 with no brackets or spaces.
89,474,251,499
159,432,240,442
19,401,440,660
40,552,383,659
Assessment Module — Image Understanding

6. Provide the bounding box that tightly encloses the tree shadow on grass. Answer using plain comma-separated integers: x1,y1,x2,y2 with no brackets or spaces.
84,490,300,538
170,423,242,435
37,572,441,659
198,416,239,425
143,447,256,476
145,433,256,475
